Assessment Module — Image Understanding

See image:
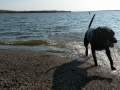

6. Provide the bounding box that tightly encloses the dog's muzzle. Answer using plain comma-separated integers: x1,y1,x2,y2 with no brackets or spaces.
107,39,117,47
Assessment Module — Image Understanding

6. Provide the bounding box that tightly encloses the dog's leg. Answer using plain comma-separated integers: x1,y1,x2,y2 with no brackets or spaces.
86,47,88,56
84,40,89,57
84,33,89,56
105,48,116,70
91,48,98,67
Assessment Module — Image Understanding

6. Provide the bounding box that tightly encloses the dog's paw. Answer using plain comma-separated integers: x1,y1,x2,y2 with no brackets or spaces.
111,66,116,70
95,64,98,67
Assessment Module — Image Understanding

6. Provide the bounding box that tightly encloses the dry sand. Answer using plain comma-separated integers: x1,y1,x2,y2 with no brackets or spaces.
0,49,120,90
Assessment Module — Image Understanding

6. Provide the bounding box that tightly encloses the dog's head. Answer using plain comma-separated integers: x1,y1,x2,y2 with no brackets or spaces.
96,27,117,47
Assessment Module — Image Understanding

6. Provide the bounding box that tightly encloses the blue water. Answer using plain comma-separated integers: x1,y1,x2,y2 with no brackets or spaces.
1,11,120,73
0,11,120,46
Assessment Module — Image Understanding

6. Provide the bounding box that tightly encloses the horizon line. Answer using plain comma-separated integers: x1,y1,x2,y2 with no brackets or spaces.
0,9,120,12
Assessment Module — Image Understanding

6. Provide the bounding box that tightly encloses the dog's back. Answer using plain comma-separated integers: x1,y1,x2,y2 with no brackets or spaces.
86,28,95,43
84,14,96,48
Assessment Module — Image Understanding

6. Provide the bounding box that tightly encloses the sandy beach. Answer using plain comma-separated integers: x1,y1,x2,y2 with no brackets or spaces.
0,49,120,90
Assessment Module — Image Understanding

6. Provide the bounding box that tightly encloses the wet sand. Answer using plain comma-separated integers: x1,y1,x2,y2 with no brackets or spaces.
0,49,120,90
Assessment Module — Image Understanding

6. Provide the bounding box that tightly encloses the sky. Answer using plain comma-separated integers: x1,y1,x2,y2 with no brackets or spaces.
0,0,120,11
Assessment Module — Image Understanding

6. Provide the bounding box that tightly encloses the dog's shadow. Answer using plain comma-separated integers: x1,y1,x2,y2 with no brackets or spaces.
51,59,112,90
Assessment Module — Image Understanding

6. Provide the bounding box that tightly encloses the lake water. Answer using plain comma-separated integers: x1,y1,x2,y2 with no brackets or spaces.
1,11,120,73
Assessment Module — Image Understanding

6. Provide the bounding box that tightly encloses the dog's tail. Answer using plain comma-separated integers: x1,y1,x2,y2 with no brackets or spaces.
88,14,96,29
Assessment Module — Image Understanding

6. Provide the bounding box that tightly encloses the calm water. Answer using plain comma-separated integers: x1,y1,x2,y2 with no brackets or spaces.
1,11,120,73
0,11,120,48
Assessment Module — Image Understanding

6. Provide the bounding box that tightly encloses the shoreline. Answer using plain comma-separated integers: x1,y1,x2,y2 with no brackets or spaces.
0,45,66,57
0,49,120,90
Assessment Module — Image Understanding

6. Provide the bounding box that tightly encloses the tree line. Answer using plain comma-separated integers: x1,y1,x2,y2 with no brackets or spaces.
0,10,71,13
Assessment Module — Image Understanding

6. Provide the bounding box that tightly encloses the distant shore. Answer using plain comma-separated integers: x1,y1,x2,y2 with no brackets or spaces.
0,10,71,13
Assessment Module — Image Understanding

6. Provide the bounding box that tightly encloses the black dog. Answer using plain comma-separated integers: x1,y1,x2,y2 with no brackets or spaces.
84,14,117,70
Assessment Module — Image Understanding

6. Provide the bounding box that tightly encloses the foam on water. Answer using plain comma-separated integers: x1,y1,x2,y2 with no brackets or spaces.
65,41,120,75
